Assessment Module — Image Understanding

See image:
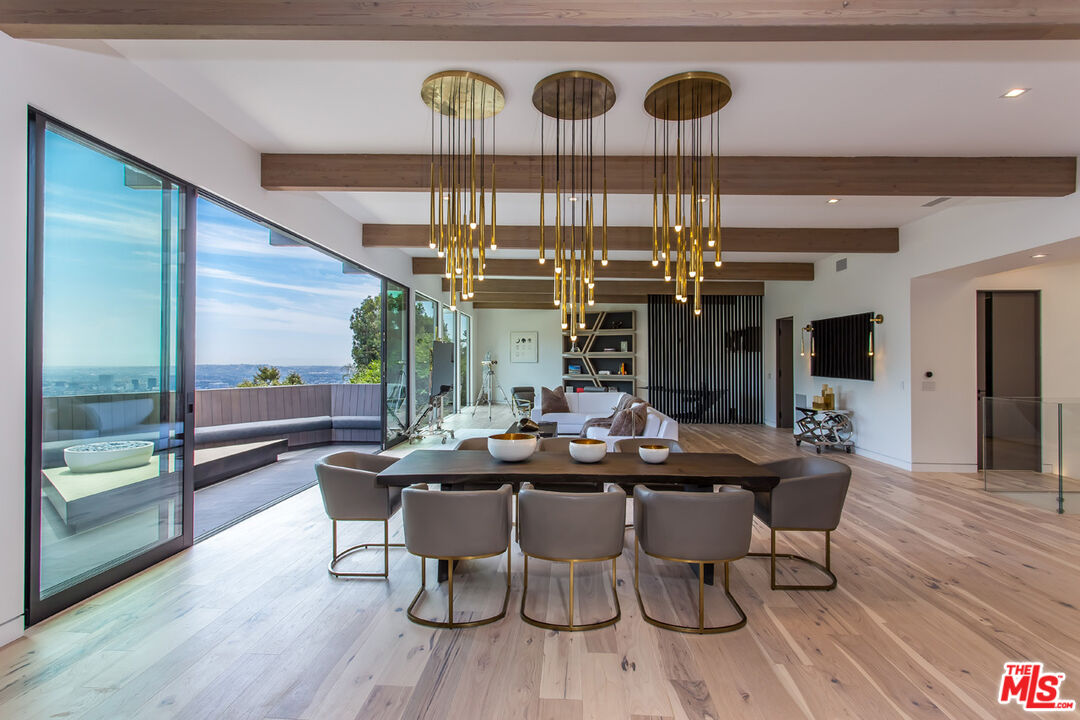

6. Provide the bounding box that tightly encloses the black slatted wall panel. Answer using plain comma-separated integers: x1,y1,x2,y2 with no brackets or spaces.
647,294,763,424
810,311,874,381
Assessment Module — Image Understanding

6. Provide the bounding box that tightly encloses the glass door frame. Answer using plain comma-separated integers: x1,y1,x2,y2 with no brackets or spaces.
380,279,410,450
24,111,197,626
25,110,418,624
413,292,439,420
458,311,472,410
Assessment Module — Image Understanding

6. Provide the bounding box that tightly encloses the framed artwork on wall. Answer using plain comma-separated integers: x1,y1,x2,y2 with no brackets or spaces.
510,331,538,363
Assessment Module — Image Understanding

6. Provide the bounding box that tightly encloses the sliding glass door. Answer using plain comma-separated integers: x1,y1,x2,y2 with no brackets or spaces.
413,294,438,418
27,117,192,623
459,312,472,409
383,280,409,447
440,307,457,414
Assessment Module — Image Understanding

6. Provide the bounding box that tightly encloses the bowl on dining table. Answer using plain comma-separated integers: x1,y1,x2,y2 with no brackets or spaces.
638,444,671,464
568,438,607,463
487,433,538,462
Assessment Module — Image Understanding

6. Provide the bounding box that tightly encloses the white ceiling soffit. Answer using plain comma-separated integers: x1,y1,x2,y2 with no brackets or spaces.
324,192,961,229
106,40,1080,157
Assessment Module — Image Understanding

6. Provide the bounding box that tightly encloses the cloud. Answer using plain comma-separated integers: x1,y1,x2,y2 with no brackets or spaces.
197,265,379,302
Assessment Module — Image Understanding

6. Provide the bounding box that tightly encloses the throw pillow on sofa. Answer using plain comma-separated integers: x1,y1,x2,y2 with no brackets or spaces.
609,403,648,436
540,386,571,414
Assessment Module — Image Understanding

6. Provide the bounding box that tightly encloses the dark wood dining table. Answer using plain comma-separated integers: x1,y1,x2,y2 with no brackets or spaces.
377,449,779,584
377,449,779,491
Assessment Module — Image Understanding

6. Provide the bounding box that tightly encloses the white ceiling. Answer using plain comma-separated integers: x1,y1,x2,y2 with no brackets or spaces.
324,191,958,229
102,39,1080,255
107,40,1080,156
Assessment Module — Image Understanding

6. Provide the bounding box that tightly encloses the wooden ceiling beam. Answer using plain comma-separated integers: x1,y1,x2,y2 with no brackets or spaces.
5,2,1080,41
418,257,809,281
366,224,897,254
472,302,574,310
264,154,1076,197
444,279,766,295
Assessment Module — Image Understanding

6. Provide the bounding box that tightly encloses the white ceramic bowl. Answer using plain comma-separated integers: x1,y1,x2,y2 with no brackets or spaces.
638,444,671,464
64,440,155,474
487,433,538,462
569,438,607,463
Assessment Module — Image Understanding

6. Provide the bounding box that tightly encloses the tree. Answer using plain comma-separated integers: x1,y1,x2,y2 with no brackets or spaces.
346,290,408,385
238,365,282,387
350,296,381,370
414,302,436,403
236,365,304,387
349,358,381,384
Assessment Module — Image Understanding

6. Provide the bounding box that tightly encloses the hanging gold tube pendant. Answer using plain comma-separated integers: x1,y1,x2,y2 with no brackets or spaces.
470,138,476,227
601,177,608,267
539,167,546,265
675,137,682,229
429,160,436,249
652,176,658,266
490,162,497,250
555,180,562,275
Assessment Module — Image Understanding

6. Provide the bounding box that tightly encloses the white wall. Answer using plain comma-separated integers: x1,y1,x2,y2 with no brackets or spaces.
764,185,1080,471
0,36,421,643
763,253,911,468
911,254,1080,471
473,304,649,402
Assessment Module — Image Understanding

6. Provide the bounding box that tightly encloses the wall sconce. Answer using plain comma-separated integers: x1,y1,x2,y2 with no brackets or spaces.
800,324,814,357
869,313,884,356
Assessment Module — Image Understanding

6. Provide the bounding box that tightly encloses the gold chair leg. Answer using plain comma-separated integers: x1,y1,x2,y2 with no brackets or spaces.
407,545,512,629
328,519,405,579
749,529,837,591
633,537,747,635
520,554,621,632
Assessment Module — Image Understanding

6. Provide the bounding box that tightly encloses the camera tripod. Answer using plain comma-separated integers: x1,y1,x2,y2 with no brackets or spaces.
472,357,510,421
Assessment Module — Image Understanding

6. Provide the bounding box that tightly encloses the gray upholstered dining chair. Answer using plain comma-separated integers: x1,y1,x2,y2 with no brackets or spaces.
315,451,403,579
613,438,685,453
748,456,851,591
517,483,625,632
633,485,753,634
614,437,686,527
454,436,491,451
402,483,513,629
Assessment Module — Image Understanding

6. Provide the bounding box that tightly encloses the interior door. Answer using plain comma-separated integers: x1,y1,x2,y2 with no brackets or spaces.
776,317,794,429
27,117,192,624
977,290,1041,470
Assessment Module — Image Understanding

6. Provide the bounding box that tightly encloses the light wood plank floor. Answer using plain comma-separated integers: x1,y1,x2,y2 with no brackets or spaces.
3,412,1079,719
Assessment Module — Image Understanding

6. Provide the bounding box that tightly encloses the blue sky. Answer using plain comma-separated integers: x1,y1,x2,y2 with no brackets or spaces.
195,198,381,365
41,127,382,369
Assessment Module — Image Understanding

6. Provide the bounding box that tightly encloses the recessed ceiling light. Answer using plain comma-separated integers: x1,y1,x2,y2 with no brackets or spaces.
1001,88,1029,99
827,198,840,204
1032,253,1048,258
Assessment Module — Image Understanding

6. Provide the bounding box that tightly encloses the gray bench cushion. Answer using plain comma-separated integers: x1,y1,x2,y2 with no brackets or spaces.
331,415,382,430
194,416,332,444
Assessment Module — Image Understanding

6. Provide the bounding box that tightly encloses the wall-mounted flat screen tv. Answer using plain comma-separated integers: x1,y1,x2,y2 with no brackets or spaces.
810,312,874,381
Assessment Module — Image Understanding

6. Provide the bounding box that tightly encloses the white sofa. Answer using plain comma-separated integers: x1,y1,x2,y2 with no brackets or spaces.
585,405,679,451
531,390,626,435
530,390,680,449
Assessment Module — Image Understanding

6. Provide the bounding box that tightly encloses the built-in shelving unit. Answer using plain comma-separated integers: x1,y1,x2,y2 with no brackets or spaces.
562,310,637,394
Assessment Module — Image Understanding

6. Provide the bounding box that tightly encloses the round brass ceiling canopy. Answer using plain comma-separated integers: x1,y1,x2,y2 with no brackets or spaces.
532,70,616,120
421,70,505,118
644,72,732,121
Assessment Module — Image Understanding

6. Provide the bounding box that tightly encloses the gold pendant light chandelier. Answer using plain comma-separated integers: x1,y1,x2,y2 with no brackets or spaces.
532,71,616,342
421,71,505,310
644,72,732,316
